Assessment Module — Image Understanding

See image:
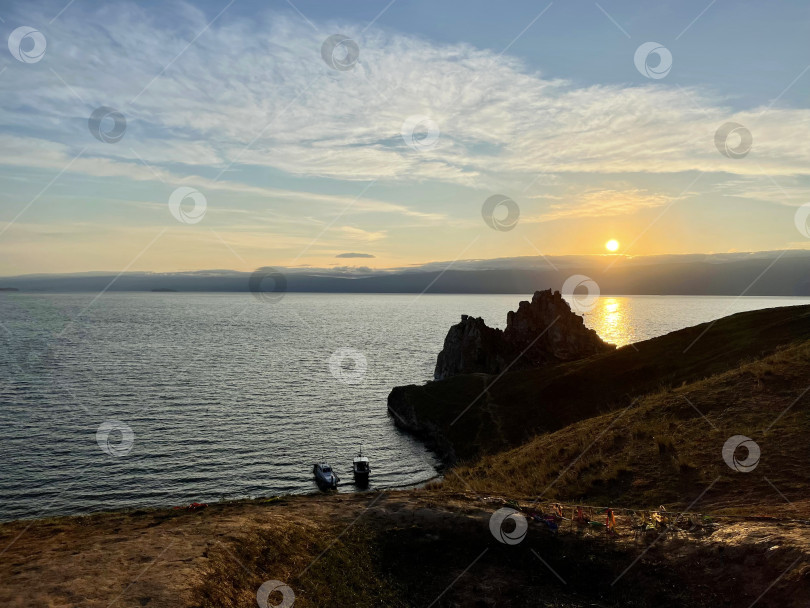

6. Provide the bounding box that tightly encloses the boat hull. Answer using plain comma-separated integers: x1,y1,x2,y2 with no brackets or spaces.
313,464,339,490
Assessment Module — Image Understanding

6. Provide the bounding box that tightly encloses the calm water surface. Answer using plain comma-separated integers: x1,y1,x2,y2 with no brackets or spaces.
1,292,809,521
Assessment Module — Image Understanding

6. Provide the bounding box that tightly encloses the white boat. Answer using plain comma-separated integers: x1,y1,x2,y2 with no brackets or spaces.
352,451,370,485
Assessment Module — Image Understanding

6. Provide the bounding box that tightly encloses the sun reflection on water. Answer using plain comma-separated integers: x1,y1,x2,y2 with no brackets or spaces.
563,294,810,350
580,297,636,347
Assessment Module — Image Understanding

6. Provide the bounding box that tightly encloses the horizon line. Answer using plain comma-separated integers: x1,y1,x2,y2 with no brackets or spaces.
3,248,808,279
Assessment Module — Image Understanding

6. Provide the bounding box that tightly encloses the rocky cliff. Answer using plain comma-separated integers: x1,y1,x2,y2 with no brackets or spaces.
433,289,614,380
389,303,810,465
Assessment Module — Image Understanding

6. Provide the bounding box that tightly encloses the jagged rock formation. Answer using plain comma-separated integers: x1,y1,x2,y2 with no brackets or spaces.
433,289,614,380
390,303,810,467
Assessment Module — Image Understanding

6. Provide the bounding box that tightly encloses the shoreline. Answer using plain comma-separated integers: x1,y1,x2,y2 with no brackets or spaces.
0,473,445,527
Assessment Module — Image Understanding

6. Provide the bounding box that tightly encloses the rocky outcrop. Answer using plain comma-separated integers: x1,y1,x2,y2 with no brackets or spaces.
391,303,810,467
387,385,458,466
433,289,614,380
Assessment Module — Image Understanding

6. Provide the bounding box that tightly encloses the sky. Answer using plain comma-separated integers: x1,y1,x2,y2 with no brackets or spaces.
1,0,809,275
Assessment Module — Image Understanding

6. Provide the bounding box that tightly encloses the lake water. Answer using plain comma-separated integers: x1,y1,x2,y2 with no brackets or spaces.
2,292,810,521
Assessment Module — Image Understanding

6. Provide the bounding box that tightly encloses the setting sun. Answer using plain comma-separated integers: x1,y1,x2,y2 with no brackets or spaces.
606,239,620,252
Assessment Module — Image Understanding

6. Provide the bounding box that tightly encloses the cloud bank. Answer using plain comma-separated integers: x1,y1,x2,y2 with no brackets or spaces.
2,1,809,195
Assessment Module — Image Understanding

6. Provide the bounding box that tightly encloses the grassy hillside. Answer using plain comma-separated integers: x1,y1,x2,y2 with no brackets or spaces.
389,304,810,463
445,337,810,513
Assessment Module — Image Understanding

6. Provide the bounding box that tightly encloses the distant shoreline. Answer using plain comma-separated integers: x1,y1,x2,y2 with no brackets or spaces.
2,250,810,296
4,291,810,297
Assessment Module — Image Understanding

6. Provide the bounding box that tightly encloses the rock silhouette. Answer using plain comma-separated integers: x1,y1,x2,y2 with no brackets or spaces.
433,289,614,380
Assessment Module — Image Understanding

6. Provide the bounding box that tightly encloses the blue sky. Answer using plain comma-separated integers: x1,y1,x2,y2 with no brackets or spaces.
1,0,809,274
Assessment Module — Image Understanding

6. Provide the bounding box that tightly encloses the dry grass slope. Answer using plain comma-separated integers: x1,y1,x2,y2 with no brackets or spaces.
446,339,810,514
191,516,405,608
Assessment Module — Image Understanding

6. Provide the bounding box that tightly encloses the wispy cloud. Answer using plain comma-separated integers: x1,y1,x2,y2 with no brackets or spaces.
338,226,387,241
0,134,446,223
2,2,809,192
713,176,810,206
526,188,678,222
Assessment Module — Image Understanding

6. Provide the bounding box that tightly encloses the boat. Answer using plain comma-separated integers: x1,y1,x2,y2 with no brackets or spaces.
313,462,339,490
352,451,370,486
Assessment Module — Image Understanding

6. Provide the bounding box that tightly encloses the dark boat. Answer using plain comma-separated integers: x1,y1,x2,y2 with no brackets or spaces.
352,451,370,486
313,462,339,490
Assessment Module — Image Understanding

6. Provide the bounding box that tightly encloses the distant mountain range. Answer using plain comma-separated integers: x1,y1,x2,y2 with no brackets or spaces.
3,250,810,296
